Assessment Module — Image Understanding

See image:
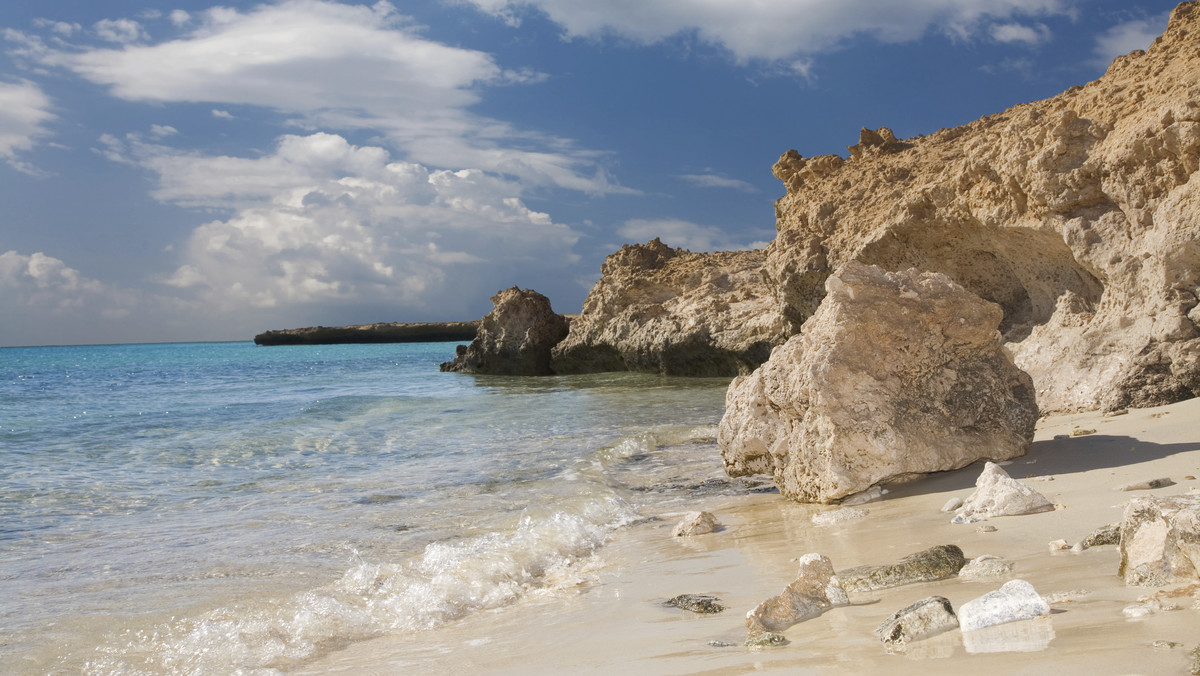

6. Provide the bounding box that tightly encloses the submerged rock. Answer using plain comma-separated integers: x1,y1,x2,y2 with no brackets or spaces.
811,507,868,525
958,579,1051,631
1120,495,1200,586
720,263,1038,503
440,287,569,376
952,462,1054,523
672,511,720,536
874,596,959,646
746,553,848,637
665,594,725,614
838,544,967,593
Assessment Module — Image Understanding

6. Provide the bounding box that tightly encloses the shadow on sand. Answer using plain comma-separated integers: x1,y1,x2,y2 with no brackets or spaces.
882,434,1200,500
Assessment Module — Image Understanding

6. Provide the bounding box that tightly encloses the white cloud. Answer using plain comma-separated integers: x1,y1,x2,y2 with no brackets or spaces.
0,250,112,313
23,0,622,194
169,10,191,27
1093,13,1169,66
679,172,758,193
616,218,759,253
990,22,1052,45
94,18,147,44
464,0,1072,62
102,132,580,313
211,109,233,120
150,124,178,138
33,19,82,36
0,79,55,173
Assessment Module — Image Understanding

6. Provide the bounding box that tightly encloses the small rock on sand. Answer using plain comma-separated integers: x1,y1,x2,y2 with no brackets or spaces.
958,579,1050,631
1116,477,1176,491
874,596,959,646
665,594,725,614
959,555,1014,580
952,462,1054,523
940,497,963,512
838,544,966,593
811,507,868,525
672,511,720,536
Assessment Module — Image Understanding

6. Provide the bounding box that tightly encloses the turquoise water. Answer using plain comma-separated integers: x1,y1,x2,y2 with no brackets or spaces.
0,341,741,673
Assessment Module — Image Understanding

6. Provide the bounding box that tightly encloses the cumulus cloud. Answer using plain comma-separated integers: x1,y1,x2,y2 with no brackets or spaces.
1093,13,1169,66
0,79,55,173
99,131,580,315
93,18,147,44
16,0,623,194
211,109,233,120
0,250,116,313
616,218,761,252
463,0,1072,62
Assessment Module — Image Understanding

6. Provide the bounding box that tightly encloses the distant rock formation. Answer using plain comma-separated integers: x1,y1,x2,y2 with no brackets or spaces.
764,1,1200,412
550,238,787,377
254,321,478,346
440,287,569,376
719,263,1038,503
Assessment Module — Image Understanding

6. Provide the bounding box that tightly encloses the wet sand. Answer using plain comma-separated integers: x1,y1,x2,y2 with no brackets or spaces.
301,397,1200,674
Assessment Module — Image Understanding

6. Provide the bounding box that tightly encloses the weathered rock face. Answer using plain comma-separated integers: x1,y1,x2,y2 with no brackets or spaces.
719,262,1038,503
1120,495,1200,586
551,239,787,377
440,287,569,376
765,2,1200,413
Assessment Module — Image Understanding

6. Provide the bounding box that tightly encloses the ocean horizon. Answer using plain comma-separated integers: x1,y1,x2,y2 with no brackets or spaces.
0,340,744,673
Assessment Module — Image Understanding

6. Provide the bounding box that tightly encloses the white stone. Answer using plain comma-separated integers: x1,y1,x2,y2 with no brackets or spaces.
1119,495,1200,586
958,579,1051,631
952,462,1054,523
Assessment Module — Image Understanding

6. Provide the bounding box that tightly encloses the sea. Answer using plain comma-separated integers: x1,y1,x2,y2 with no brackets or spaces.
0,340,750,674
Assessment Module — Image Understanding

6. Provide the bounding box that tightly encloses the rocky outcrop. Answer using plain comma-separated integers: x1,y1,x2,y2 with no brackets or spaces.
254,321,478,345
764,2,1200,412
550,239,787,377
440,287,569,376
719,262,1038,503
1119,495,1200,586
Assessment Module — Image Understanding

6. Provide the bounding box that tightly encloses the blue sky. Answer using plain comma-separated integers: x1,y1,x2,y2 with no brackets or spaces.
0,0,1179,346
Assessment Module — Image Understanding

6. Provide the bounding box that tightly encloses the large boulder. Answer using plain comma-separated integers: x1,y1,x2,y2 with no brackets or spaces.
550,239,787,376
764,2,1200,413
719,262,1038,503
1119,495,1200,586
440,287,569,376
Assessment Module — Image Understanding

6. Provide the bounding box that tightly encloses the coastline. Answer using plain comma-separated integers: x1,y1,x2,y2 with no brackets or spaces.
253,321,479,345
298,397,1200,674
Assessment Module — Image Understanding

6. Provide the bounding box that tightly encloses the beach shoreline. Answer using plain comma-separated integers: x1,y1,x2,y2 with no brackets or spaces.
298,397,1200,674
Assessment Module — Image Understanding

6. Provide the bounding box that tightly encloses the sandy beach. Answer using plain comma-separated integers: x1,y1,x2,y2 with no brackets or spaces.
298,397,1200,674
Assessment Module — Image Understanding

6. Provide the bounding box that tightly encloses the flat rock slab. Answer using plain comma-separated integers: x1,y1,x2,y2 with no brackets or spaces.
959,555,1015,581
838,544,966,593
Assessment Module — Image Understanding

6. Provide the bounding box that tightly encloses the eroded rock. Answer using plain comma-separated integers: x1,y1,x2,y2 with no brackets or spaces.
664,594,725,614
746,553,848,637
440,287,569,376
764,3,1200,413
952,462,1054,523
551,239,787,376
720,262,1037,503
838,544,967,593
874,596,959,646
958,579,1051,631
1082,522,1122,547
1120,495,1200,586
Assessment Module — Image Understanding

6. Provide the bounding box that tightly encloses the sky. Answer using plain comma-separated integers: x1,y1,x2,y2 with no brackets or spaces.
0,0,1181,346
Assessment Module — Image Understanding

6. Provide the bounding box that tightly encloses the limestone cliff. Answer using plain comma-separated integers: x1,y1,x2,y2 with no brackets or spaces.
766,1,1200,412
550,239,787,377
